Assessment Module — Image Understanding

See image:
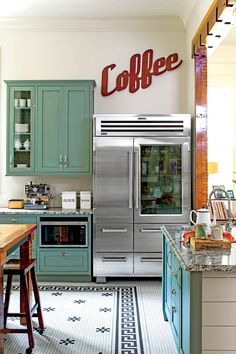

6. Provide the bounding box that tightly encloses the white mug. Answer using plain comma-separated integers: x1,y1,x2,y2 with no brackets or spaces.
19,99,26,107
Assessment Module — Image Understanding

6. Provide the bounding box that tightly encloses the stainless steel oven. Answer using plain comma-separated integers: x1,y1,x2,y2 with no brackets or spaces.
39,217,88,247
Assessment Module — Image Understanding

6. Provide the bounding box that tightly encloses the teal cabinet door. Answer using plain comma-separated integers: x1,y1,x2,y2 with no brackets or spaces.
162,235,202,354
37,82,94,175
38,249,90,274
65,86,92,174
37,86,64,173
6,85,36,175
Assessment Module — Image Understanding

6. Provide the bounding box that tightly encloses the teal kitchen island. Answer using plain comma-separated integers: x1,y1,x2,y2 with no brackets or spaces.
162,224,236,354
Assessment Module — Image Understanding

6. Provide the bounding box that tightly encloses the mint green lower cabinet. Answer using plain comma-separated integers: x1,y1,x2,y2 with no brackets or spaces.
0,212,92,282
163,236,202,354
38,249,89,273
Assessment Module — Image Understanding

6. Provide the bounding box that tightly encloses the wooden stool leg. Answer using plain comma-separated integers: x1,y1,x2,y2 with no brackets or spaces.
4,274,13,328
21,274,34,350
30,267,44,332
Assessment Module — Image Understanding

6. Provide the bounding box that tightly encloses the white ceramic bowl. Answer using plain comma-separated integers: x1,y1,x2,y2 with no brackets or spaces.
15,123,29,133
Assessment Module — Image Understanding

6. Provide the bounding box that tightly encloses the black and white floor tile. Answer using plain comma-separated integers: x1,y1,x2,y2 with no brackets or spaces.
4,280,177,354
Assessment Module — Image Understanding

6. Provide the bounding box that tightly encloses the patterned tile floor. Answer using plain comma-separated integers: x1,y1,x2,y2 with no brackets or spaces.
4,279,177,354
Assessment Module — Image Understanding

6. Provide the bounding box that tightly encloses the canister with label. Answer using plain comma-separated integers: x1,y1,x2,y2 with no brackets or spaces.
80,191,91,210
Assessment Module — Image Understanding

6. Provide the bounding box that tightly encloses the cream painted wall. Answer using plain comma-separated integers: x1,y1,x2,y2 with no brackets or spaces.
0,21,186,207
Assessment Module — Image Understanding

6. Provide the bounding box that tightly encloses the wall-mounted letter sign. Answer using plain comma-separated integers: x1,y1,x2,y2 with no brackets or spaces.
101,49,183,96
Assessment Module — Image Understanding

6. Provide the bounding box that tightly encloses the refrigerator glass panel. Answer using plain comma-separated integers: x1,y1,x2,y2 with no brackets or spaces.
140,145,182,215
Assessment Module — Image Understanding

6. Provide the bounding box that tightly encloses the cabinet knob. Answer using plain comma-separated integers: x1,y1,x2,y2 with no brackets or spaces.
172,271,177,277
171,289,177,295
172,306,176,313
11,218,18,222
59,252,67,256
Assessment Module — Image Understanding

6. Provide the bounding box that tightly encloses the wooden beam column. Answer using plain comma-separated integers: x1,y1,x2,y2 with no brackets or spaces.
194,48,208,209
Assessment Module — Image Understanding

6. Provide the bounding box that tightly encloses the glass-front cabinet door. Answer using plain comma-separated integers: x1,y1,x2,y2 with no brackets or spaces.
134,137,191,224
7,86,35,174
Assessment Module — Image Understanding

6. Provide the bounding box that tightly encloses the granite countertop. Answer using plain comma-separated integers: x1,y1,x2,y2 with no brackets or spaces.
0,207,92,215
161,224,236,272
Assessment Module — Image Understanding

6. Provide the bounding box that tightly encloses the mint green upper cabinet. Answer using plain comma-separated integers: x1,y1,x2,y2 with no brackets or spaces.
6,85,36,175
5,80,96,176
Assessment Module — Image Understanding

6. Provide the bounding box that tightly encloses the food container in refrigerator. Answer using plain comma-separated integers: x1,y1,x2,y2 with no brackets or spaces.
80,191,91,210
61,191,77,210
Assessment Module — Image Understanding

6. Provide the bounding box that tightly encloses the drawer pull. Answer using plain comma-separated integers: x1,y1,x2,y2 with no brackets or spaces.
172,306,176,313
140,257,162,262
102,228,127,233
59,252,68,256
140,228,161,233
11,252,18,256
172,271,177,277
11,218,18,222
102,257,127,262
171,289,177,295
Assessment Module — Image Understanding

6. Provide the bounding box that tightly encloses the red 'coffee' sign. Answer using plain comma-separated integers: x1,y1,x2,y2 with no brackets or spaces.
101,49,182,96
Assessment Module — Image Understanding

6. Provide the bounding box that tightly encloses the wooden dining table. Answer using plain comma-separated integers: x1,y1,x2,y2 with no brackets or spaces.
0,224,37,354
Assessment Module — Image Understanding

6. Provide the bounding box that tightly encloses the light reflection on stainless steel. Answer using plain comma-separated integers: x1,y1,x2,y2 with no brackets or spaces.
208,188,233,232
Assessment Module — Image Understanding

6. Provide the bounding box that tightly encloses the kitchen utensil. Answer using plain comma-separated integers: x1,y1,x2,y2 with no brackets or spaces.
190,207,211,234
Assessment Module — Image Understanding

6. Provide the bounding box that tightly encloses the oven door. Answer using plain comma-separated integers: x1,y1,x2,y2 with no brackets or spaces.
40,220,88,247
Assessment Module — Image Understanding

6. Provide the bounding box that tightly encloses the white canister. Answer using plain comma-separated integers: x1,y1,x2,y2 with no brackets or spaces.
80,191,91,210
61,191,77,210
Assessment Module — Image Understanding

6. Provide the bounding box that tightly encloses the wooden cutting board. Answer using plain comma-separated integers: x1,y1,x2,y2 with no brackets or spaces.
190,237,231,250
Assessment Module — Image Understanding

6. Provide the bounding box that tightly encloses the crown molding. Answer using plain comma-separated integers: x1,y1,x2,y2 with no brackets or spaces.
0,16,185,32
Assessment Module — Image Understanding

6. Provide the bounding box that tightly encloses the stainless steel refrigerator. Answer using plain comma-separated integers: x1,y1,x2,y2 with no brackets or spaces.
93,114,191,281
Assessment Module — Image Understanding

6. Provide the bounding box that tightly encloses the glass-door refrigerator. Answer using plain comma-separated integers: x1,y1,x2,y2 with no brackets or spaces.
93,114,191,281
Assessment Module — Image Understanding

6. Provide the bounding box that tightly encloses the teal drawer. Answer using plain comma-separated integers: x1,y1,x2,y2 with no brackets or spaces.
38,249,89,274
0,215,37,224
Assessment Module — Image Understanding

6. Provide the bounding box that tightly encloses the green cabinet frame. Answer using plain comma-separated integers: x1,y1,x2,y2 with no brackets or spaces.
6,85,36,175
5,80,96,176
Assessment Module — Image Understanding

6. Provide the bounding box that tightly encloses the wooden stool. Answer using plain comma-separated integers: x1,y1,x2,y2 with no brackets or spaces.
4,258,44,354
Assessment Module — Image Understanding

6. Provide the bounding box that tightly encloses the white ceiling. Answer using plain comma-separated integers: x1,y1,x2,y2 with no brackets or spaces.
0,0,200,27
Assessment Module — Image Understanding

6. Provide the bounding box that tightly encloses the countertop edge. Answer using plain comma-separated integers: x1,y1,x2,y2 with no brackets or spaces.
161,225,235,272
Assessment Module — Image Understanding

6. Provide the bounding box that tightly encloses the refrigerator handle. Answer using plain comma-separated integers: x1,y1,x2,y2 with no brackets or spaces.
134,150,139,209
128,150,133,208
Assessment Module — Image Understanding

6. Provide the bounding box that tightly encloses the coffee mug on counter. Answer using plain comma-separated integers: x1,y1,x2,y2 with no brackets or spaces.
211,225,223,240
